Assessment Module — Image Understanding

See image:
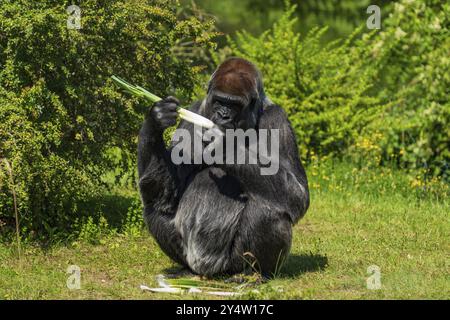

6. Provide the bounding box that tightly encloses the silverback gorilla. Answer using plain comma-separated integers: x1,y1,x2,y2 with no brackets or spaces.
138,58,309,277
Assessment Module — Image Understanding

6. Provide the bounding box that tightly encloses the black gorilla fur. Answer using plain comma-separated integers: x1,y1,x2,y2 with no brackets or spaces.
138,58,309,277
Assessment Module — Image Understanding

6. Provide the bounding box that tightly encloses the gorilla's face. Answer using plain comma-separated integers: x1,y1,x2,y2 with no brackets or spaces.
204,58,264,131
206,90,258,131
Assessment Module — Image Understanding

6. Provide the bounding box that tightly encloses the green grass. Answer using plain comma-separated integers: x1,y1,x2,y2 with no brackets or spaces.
0,164,449,299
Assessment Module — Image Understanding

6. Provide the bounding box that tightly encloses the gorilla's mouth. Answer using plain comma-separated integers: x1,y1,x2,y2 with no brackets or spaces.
218,122,235,130
211,115,236,130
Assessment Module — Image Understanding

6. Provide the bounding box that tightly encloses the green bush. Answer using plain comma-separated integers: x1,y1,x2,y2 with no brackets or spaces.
223,5,381,162
185,0,394,41
122,197,145,237
0,0,216,239
364,0,450,176
221,1,449,177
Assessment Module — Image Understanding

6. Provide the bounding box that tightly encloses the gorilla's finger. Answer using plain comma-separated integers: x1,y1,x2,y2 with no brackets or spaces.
152,105,163,113
154,100,165,108
164,96,180,105
163,103,178,111
163,112,178,119
161,118,177,127
151,106,164,117
154,111,164,120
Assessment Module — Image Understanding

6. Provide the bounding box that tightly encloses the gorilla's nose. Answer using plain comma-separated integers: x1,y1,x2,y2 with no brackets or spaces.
217,108,231,119
216,109,233,125
217,116,232,127
219,115,231,122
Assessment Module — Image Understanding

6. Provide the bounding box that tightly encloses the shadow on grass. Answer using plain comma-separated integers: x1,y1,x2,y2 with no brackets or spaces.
163,265,197,278
279,253,328,278
160,252,328,280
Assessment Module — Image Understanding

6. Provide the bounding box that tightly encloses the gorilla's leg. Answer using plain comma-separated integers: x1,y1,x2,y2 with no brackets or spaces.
233,209,292,277
173,167,292,278
143,207,187,266
174,168,247,276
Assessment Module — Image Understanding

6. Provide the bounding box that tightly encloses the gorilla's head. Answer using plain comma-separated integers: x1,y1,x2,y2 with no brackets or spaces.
202,57,268,130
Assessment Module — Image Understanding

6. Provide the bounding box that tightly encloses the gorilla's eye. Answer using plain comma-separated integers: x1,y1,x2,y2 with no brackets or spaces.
213,95,245,110
214,104,237,118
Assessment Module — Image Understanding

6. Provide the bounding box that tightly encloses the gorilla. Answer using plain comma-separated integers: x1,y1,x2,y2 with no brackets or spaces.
138,57,309,277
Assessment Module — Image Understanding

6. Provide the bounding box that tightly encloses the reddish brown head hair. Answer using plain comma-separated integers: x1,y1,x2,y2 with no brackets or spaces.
208,57,262,98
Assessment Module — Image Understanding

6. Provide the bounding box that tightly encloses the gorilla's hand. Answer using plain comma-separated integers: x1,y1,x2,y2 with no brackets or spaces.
149,96,179,130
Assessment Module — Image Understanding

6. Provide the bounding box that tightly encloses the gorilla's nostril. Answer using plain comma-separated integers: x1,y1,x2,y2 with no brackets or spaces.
217,110,231,121
218,115,232,124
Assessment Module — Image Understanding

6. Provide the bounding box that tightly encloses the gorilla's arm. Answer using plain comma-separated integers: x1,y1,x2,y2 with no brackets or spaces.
138,100,205,265
138,112,179,212
221,104,309,224
137,105,186,264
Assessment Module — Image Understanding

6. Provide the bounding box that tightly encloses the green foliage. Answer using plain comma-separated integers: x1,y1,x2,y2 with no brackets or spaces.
76,216,114,244
223,5,381,161
187,0,393,41
0,0,216,239
220,1,449,176
309,156,449,203
122,198,144,237
364,0,450,175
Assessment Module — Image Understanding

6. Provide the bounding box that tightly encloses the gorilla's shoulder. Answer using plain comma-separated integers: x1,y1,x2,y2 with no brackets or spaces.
260,103,290,127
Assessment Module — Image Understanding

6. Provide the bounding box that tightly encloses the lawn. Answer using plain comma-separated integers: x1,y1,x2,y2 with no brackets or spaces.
0,165,449,300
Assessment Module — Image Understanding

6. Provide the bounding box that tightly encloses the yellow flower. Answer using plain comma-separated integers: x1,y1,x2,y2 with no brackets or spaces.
410,179,423,188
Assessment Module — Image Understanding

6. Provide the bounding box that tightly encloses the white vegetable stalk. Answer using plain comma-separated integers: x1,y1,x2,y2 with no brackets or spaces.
177,108,214,129
111,75,214,129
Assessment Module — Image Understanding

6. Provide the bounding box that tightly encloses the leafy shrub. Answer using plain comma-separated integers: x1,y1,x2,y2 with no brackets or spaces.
76,216,113,245
0,0,216,239
222,5,382,162
221,2,449,178
186,0,394,41
122,197,144,237
364,0,450,176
